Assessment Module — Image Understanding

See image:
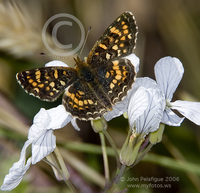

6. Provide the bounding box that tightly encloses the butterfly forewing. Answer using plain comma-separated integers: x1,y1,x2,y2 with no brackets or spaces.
87,11,138,65
16,67,77,101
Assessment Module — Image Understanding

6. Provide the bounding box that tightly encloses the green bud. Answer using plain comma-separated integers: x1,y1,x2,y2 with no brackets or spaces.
120,132,144,166
91,117,107,133
123,112,128,119
149,123,165,144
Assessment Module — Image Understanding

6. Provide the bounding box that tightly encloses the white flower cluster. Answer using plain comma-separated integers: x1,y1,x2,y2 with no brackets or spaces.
2,55,200,191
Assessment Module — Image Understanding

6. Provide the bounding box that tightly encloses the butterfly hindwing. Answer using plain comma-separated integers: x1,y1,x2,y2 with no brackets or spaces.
87,11,138,65
62,80,108,120
95,58,136,105
16,67,77,101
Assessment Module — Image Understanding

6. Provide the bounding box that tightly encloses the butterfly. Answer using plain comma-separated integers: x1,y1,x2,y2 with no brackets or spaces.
16,11,138,120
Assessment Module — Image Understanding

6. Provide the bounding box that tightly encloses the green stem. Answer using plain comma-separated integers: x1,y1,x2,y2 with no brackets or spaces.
132,143,154,167
99,131,110,186
102,129,121,169
64,180,78,193
115,164,126,184
103,164,126,193
43,158,77,193
44,148,77,193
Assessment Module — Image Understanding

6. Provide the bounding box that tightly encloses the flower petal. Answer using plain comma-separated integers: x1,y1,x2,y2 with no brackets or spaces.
154,57,184,101
135,88,165,134
32,130,56,164
71,118,81,131
1,140,32,191
162,107,184,126
28,105,72,164
124,53,140,73
1,158,32,191
47,105,72,129
104,97,128,121
127,77,165,135
126,77,159,109
45,60,68,67
128,87,148,127
28,108,51,141
171,100,200,125
19,140,32,162
104,78,155,122
33,108,50,128
132,77,158,91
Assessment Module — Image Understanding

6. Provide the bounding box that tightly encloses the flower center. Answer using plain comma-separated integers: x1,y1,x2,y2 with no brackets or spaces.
165,99,172,109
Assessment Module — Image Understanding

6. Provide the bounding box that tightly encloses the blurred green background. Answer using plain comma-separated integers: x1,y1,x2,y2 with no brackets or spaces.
0,0,200,192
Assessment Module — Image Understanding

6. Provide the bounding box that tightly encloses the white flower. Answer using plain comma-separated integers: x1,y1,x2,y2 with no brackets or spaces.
1,104,76,191
128,77,165,136
154,56,200,126
120,78,165,166
30,105,75,164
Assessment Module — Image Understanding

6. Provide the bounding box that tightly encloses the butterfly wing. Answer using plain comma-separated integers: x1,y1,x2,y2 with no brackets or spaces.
95,58,136,105
62,80,108,120
87,11,138,66
16,67,77,101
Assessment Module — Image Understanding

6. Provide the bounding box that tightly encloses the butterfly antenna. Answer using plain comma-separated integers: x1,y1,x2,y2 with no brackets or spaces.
79,26,91,58
40,52,68,60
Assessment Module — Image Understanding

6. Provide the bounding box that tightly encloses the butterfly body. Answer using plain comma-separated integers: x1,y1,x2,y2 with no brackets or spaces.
75,57,95,82
17,11,138,120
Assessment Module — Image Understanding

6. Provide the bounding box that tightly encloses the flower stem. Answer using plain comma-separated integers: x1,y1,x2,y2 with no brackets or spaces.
103,164,126,193
133,143,154,167
103,129,121,169
115,164,126,184
64,180,78,193
43,157,77,192
44,147,77,193
99,131,110,186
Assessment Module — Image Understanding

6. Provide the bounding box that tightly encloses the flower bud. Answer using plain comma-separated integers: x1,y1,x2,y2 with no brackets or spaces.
120,132,144,166
149,123,165,144
91,118,107,133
